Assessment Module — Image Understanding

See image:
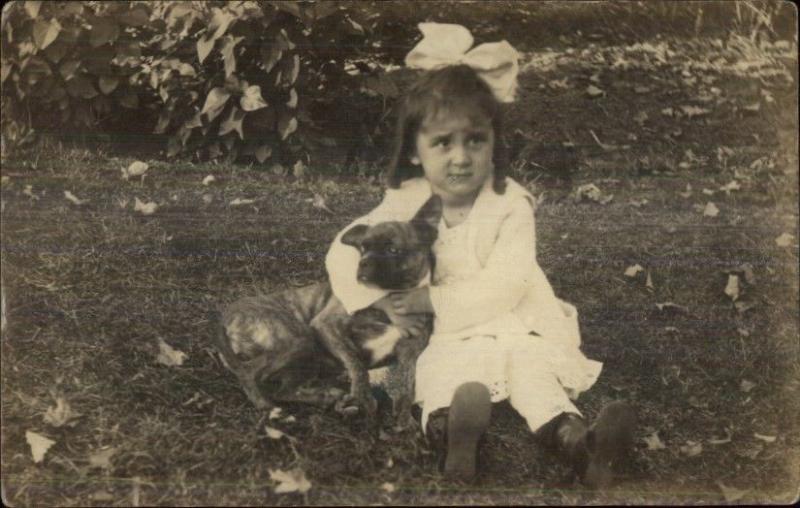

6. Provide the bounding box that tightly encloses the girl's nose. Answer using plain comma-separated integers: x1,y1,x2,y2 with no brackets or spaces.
450,144,471,166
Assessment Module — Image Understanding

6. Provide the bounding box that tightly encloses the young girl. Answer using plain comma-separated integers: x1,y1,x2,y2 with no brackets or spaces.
325,23,635,488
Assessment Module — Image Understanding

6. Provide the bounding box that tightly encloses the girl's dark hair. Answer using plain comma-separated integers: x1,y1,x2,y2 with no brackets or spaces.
386,65,507,194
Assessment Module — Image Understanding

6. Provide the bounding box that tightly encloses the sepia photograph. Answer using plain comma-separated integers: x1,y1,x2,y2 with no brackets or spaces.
1,0,798,505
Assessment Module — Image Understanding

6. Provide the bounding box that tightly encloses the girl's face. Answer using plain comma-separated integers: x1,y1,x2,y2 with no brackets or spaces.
413,112,494,206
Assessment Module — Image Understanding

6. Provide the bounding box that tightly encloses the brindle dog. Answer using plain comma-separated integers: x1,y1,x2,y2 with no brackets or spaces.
215,196,441,424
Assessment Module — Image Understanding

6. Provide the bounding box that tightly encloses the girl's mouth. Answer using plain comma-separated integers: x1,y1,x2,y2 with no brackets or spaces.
448,173,472,182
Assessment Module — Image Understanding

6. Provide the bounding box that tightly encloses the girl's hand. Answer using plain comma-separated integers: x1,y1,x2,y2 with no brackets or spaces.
388,287,433,315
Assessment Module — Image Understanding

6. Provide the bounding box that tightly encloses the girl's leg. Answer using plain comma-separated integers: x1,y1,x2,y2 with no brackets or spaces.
442,382,492,481
535,402,636,488
507,352,636,488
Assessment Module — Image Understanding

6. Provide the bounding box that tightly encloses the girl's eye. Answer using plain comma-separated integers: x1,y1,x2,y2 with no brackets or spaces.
468,135,487,145
433,138,450,148
387,247,400,255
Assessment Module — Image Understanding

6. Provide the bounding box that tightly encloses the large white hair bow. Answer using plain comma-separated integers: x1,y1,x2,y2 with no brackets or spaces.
404,23,519,103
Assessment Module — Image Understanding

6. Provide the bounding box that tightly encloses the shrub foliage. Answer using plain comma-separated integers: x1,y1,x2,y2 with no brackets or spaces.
1,0,402,165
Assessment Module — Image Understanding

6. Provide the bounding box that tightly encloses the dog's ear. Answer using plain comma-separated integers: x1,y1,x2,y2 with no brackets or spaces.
411,195,442,246
341,224,369,248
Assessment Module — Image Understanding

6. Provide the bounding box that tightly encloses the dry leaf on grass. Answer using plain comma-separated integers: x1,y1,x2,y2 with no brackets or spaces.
156,338,187,366
269,468,312,494
64,190,89,205
134,197,158,215
202,175,216,186
775,233,794,247
43,397,80,427
229,197,256,206
586,85,605,97
26,430,56,463
656,302,689,313
269,407,283,420
265,426,286,440
717,482,748,502
293,160,306,180
719,180,741,194
679,183,693,198
643,431,666,450
703,202,719,217
624,264,644,277
23,185,41,200
740,380,756,393
573,183,613,204
311,193,334,214
122,161,149,180
724,274,741,301
89,447,116,469
381,482,396,493
753,432,777,443
680,440,703,457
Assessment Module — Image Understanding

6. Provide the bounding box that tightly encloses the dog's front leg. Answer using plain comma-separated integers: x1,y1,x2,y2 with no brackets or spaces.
310,298,376,419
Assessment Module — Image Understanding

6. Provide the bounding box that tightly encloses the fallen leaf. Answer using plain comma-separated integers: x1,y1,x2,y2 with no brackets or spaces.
702,188,716,195
643,431,666,450
283,415,296,424
89,447,116,469
719,180,741,194
202,194,214,204
202,175,216,186
134,197,158,215
679,183,693,198
91,491,114,502
724,274,741,301
26,430,56,463
293,160,306,180
116,197,129,209
680,105,711,118
703,202,719,217
737,327,751,337
548,77,569,89
385,457,394,468
775,233,794,247
680,440,703,457
23,185,40,200
381,482,396,493
633,111,649,125
311,193,333,214
265,425,285,440
708,433,732,445
629,198,648,207
156,338,187,366
44,397,79,427
269,407,283,420
624,264,644,277
734,301,757,314
573,183,613,204
754,432,777,443
122,161,149,180
64,190,89,205
229,197,256,206
661,107,674,117
586,85,605,97
645,271,654,290
743,102,761,112
740,380,756,393
269,468,312,494
656,302,688,313
717,481,748,502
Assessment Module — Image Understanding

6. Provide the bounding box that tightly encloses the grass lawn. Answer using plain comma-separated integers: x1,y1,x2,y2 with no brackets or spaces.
2,30,799,506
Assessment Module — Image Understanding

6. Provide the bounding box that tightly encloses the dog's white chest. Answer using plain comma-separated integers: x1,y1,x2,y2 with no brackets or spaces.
363,326,404,365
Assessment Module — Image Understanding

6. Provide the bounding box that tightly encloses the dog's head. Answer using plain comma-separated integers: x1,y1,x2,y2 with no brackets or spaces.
341,195,442,290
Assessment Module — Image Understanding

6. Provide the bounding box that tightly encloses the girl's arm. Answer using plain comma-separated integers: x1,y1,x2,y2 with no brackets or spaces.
429,197,537,333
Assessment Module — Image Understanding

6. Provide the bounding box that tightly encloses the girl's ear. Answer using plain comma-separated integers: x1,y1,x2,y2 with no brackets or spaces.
341,224,369,248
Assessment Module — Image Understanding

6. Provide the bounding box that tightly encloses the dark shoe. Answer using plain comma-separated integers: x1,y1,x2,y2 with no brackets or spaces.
443,382,492,482
583,401,637,488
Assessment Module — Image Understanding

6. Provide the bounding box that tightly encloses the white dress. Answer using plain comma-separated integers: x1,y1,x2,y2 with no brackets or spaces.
414,215,603,433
